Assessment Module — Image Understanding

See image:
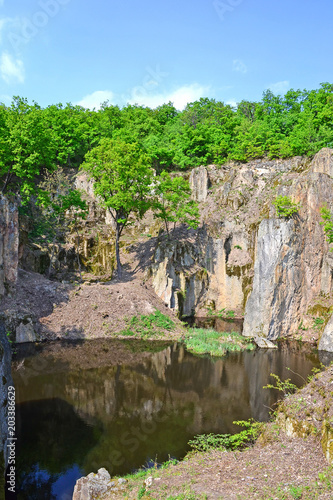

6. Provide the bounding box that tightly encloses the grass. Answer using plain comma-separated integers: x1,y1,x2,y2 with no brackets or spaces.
121,310,175,339
183,328,255,357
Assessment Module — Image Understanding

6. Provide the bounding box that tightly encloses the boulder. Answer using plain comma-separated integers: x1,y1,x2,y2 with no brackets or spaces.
72,468,126,500
311,147,333,178
318,314,333,352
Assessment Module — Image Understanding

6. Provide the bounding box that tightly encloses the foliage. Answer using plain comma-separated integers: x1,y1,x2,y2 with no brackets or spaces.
207,307,235,319
273,195,300,218
81,138,153,276
263,373,298,397
320,205,333,246
152,171,199,235
184,328,255,357
188,419,262,452
121,310,175,338
37,168,88,277
1,83,333,201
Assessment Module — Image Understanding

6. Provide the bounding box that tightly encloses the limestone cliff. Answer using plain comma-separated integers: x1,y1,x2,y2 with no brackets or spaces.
151,150,333,344
0,196,18,298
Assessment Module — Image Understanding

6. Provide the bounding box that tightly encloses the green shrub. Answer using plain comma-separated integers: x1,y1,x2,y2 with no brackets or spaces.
188,419,262,452
273,195,300,217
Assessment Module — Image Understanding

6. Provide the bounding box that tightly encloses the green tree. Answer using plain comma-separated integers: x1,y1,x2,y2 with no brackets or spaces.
273,195,300,218
2,97,57,198
152,171,199,236
81,138,153,278
38,168,88,279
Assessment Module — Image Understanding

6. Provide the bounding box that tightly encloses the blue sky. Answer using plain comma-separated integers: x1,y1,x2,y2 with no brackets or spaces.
0,0,332,110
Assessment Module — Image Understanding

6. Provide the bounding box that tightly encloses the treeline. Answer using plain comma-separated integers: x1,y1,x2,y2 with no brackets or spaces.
1,82,333,198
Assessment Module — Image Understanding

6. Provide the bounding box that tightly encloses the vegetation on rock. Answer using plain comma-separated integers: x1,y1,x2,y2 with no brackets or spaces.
273,195,300,218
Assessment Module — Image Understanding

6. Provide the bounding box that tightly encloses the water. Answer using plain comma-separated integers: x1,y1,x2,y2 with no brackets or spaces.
12,338,324,499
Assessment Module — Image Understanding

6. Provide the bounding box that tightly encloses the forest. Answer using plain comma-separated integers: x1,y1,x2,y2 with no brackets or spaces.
1,82,333,200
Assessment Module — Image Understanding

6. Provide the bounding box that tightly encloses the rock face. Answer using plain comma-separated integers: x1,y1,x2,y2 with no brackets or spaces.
311,147,333,178
0,196,19,298
0,322,13,492
151,239,208,316
189,166,209,202
244,165,333,340
243,218,298,339
152,150,333,344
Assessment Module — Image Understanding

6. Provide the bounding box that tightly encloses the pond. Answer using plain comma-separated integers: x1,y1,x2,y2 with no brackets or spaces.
12,338,329,500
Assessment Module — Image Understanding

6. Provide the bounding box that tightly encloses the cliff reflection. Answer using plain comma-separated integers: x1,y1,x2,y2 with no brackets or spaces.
13,339,320,492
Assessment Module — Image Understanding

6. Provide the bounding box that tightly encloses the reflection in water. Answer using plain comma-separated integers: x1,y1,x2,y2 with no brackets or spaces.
13,339,321,499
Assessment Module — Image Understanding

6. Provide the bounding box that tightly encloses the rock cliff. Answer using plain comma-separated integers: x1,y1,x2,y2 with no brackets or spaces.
0,196,18,298
151,150,333,344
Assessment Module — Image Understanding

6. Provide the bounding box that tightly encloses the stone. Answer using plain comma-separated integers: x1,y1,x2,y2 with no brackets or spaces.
16,321,37,343
0,195,19,298
0,310,38,344
243,159,333,340
72,468,117,500
243,218,297,340
253,336,277,349
189,166,209,202
318,314,333,352
311,147,333,178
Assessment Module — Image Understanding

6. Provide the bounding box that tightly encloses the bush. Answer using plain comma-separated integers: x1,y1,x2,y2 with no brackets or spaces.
273,195,300,218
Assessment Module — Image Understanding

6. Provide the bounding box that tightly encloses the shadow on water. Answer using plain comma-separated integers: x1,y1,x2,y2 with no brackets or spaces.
12,338,331,499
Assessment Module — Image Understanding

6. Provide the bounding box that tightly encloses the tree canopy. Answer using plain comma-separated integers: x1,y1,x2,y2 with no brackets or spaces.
81,138,154,277
1,83,333,200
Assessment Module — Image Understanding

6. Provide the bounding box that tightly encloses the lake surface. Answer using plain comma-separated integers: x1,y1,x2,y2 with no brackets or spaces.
12,339,329,500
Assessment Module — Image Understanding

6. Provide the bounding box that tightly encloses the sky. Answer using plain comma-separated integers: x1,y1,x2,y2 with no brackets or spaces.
0,0,332,110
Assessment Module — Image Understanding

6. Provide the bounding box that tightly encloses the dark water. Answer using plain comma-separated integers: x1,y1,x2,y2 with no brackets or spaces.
12,338,329,500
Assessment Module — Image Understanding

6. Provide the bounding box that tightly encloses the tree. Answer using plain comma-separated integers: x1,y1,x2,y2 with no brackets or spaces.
2,97,57,199
38,168,88,279
273,196,300,218
80,138,153,278
152,171,199,236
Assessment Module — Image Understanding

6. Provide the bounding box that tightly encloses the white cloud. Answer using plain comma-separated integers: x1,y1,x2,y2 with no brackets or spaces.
232,59,247,74
0,51,24,83
268,80,290,95
127,83,212,110
77,90,115,110
226,99,237,108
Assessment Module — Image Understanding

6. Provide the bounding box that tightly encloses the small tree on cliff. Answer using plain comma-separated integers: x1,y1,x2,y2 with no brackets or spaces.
152,171,199,236
320,205,333,247
81,138,153,278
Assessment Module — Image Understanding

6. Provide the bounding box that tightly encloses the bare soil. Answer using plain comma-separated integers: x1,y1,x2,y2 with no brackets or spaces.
0,237,185,341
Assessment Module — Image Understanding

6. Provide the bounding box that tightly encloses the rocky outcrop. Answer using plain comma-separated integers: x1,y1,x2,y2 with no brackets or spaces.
151,239,208,316
152,150,333,345
73,468,127,500
243,155,333,340
0,322,13,494
189,166,209,202
311,147,333,178
0,196,19,298
319,315,333,352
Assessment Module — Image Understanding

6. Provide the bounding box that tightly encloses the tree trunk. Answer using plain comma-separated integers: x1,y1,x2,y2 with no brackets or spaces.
75,224,82,282
115,223,122,279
